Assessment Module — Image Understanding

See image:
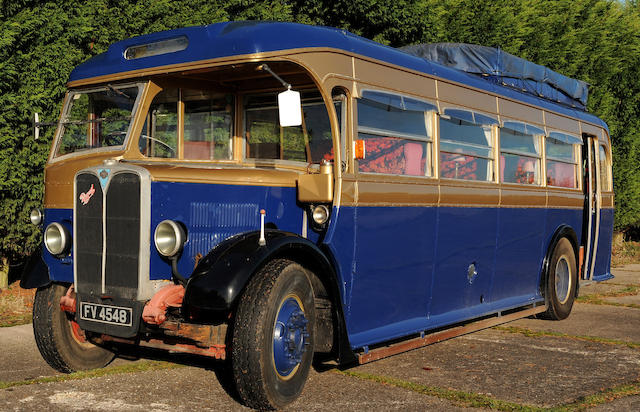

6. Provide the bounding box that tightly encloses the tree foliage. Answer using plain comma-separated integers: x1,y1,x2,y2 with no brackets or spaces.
1,0,640,263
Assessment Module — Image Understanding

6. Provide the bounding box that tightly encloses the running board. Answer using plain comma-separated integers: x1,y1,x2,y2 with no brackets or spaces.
357,304,547,364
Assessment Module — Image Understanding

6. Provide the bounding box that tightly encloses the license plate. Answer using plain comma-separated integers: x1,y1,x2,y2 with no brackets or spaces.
79,302,133,327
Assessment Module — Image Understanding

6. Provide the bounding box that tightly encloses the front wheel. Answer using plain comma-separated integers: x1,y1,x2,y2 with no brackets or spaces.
33,283,115,373
542,238,578,320
231,259,315,410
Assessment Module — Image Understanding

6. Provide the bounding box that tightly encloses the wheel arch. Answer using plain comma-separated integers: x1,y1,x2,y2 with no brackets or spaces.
182,230,355,365
540,224,579,302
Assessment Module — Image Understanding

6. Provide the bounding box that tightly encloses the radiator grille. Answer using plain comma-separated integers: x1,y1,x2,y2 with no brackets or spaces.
75,173,103,294
104,173,141,299
75,171,141,299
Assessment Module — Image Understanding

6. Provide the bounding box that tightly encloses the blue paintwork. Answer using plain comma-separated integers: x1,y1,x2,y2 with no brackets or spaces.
326,205,584,350
429,207,498,317
69,21,608,133
41,180,611,353
348,206,434,334
42,208,74,283
42,182,318,284
492,208,546,303
592,272,615,282
594,208,614,280
149,181,316,280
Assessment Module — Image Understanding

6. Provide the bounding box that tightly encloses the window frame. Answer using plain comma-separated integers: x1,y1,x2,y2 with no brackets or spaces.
598,143,612,192
241,90,335,166
182,90,235,161
438,107,498,182
138,85,237,162
355,89,437,178
498,120,544,186
50,82,146,163
544,131,581,189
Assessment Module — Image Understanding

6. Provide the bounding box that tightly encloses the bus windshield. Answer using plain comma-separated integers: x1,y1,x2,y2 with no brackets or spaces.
54,84,143,158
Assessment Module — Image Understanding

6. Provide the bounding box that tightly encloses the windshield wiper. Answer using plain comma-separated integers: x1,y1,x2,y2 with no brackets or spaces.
107,84,133,100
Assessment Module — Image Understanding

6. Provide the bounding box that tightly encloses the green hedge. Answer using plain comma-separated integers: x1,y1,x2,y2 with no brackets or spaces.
1,0,639,264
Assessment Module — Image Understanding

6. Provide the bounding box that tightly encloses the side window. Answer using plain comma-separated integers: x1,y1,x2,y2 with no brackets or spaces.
439,109,496,181
357,91,435,176
599,144,611,191
140,89,178,158
183,90,233,160
499,121,543,185
546,132,580,188
244,91,333,163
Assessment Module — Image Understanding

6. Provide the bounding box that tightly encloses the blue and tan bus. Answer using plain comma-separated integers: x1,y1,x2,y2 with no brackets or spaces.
22,21,613,409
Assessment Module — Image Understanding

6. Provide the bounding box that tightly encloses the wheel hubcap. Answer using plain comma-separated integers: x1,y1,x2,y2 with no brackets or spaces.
273,296,309,379
555,256,571,304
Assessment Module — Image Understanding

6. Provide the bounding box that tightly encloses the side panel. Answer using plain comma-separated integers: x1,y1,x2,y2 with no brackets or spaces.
545,208,583,255
492,207,546,303
493,187,547,303
429,206,497,317
346,206,435,346
321,205,356,317
594,207,614,278
326,203,582,350
149,182,314,279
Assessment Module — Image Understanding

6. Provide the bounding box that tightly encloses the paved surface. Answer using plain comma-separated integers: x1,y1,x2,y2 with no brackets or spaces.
1,265,638,411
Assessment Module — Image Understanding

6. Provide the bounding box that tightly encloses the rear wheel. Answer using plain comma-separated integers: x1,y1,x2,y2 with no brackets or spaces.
231,259,315,410
33,283,115,373
542,238,578,320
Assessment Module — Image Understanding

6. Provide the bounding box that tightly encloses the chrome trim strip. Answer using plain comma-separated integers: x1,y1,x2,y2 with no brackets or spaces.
101,177,107,294
73,177,78,289
589,137,601,281
584,138,594,280
302,209,308,239
137,167,153,300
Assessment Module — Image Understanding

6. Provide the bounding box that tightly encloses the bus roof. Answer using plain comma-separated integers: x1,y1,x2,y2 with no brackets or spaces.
69,21,608,132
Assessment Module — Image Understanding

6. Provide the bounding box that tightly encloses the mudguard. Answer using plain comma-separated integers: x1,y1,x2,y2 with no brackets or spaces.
20,248,51,289
184,230,335,312
183,229,356,365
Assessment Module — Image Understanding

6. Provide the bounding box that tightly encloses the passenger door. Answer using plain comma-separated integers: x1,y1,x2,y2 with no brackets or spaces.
581,134,601,280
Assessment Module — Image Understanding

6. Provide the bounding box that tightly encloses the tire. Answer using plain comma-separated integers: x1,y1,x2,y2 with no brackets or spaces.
33,283,115,373
231,259,315,410
542,238,578,320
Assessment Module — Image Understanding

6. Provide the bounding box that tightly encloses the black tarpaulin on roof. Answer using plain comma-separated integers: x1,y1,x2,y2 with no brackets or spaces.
401,43,588,110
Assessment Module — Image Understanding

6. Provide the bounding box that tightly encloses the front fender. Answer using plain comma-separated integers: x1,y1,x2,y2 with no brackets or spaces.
183,230,334,313
20,248,51,289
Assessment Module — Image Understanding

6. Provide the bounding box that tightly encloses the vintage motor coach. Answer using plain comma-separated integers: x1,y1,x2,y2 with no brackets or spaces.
22,22,614,409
